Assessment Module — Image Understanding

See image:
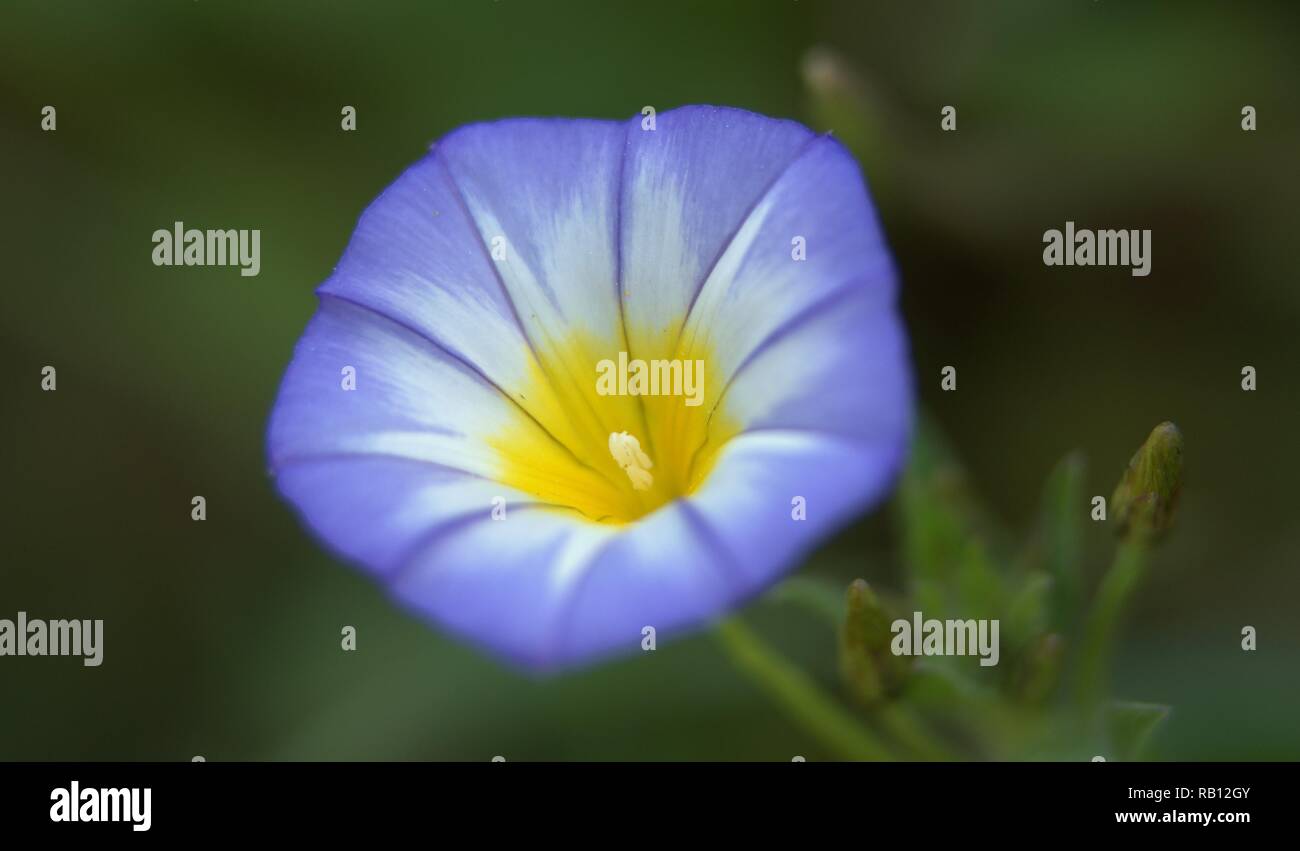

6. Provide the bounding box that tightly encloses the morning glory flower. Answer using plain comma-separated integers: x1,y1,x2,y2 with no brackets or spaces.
267,105,912,669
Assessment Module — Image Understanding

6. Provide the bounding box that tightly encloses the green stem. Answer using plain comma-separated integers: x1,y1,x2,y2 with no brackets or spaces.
876,705,952,761
714,618,896,761
1077,539,1149,721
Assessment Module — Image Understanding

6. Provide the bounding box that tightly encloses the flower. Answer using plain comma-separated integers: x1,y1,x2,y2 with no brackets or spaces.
267,105,913,669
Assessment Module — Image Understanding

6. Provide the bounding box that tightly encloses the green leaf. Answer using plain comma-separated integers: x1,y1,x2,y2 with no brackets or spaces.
955,539,1009,622
899,417,1004,617
1107,700,1171,760
1010,632,1063,705
1005,571,1051,646
768,576,848,630
1039,451,1085,637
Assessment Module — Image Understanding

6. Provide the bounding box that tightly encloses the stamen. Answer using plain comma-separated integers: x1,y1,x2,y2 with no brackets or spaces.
608,431,654,491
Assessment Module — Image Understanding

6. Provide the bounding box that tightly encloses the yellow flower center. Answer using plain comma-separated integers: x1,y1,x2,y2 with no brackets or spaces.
487,327,738,524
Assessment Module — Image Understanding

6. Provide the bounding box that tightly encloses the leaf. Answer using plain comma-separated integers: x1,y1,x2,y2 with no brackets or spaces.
1039,451,1085,637
1006,571,1051,643
899,415,1008,619
768,576,847,630
1107,701,1171,760
1010,632,1063,705
956,539,1009,622
900,420,974,578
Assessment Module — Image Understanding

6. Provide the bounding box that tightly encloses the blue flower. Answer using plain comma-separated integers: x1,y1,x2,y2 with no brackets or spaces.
267,105,913,669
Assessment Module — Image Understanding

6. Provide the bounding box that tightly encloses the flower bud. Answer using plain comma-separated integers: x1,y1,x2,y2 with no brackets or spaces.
1110,422,1183,542
840,580,908,706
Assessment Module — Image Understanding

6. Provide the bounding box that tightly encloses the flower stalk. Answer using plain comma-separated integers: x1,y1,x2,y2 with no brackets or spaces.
714,618,896,761
1076,538,1149,721
1077,422,1184,725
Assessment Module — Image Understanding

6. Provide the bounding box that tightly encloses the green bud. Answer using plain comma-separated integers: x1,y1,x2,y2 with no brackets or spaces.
840,580,908,706
1110,422,1184,542
800,46,893,180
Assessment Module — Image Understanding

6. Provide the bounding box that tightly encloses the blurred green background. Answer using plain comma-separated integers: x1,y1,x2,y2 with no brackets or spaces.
2,0,1298,760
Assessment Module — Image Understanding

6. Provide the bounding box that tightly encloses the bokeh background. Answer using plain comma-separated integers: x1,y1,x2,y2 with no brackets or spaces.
2,0,1298,760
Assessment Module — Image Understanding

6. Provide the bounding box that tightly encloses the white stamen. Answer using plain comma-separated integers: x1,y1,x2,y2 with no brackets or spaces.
608,431,654,491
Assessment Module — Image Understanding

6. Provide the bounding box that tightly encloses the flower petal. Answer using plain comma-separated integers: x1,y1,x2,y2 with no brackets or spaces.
554,430,899,663
678,133,897,383
376,426,901,669
435,117,627,354
275,455,536,576
708,286,912,449
620,105,817,354
317,154,535,401
268,297,510,477
267,297,623,508
386,508,618,667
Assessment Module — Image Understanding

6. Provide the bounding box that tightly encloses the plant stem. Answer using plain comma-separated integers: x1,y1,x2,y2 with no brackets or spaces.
714,618,896,761
1077,539,1149,722
876,705,952,761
